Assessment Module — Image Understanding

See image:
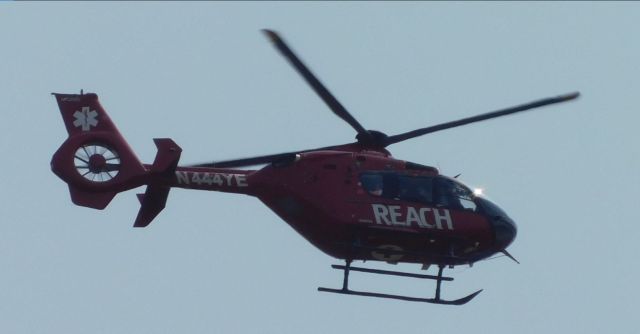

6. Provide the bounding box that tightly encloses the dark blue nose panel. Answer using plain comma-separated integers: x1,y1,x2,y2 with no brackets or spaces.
491,216,517,249
475,197,517,249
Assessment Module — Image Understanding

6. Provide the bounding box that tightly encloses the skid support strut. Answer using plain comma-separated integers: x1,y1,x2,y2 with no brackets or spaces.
435,265,444,300
318,260,482,305
342,259,352,291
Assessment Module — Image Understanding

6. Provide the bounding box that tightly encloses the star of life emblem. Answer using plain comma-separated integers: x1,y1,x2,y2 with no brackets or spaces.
73,106,99,131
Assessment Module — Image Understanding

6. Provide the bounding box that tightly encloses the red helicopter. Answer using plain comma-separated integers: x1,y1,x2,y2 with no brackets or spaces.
51,30,579,305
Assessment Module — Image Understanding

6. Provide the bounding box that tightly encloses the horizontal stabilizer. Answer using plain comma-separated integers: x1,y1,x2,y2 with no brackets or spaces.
133,138,182,227
150,138,182,174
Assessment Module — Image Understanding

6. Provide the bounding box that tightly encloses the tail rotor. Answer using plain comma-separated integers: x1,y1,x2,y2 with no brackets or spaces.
74,143,121,182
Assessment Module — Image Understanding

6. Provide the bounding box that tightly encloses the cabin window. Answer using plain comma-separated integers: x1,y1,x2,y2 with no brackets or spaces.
396,175,433,203
360,172,433,204
360,173,384,197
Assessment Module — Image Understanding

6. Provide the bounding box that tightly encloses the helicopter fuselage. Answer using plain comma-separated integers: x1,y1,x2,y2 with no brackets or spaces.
162,146,516,267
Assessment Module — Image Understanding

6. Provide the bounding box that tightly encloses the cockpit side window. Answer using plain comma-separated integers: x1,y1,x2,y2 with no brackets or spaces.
434,177,477,211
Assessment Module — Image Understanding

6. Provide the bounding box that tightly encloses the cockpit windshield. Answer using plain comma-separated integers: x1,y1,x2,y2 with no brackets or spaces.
359,172,477,211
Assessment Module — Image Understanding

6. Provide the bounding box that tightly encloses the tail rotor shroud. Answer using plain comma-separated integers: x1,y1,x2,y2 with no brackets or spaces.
52,92,148,210
74,143,121,183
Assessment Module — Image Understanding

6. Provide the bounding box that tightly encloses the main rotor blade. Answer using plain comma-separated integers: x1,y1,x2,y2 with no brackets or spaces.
189,153,296,168
262,29,368,136
383,92,580,147
188,144,342,168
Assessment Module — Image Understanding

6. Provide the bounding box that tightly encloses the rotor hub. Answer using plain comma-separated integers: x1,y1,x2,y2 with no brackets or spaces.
88,154,107,173
356,130,389,147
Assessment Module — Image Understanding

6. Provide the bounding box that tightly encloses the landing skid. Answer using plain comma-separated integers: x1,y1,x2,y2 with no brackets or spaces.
318,287,483,305
318,261,482,305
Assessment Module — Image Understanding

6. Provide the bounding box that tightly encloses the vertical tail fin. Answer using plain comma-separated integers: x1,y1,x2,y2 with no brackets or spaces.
53,93,121,136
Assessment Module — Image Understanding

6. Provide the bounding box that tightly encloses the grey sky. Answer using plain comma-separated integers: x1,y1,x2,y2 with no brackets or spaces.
1,2,639,333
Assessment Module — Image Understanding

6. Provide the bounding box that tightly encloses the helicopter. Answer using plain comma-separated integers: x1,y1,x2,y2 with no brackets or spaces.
50,30,579,305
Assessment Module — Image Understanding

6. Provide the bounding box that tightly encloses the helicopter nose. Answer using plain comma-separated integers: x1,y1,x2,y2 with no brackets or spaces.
491,216,517,249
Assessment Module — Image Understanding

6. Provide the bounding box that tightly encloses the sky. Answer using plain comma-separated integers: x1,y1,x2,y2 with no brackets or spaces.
1,2,639,333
